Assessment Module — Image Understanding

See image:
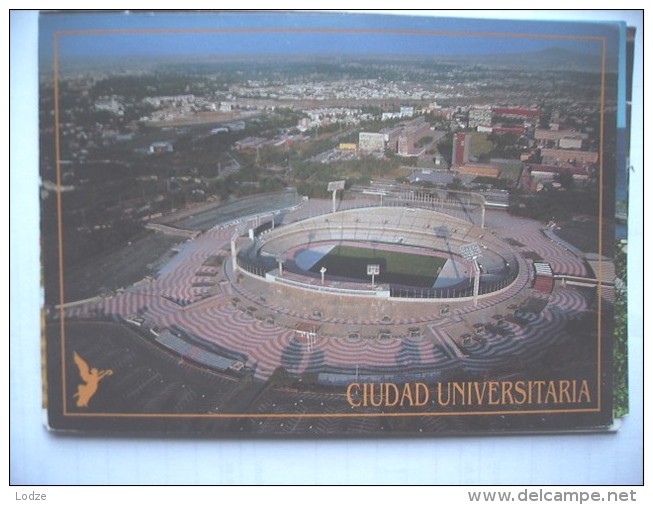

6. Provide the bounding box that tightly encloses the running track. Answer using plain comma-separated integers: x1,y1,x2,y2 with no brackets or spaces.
63,200,602,381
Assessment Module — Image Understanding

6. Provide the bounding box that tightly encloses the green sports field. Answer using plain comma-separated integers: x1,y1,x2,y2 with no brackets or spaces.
310,244,447,288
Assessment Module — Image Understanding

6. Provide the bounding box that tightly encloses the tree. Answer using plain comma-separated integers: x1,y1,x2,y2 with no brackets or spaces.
613,240,628,418
268,367,295,388
555,171,575,190
416,135,433,148
446,177,464,191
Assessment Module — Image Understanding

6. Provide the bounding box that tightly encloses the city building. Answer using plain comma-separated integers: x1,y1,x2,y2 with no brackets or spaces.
452,132,471,166
493,106,540,119
358,132,386,153
453,164,502,179
540,148,599,165
94,97,124,116
534,128,588,149
148,141,173,154
519,163,590,191
397,122,432,157
468,106,492,129
380,126,404,152
492,125,526,135
142,94,195,108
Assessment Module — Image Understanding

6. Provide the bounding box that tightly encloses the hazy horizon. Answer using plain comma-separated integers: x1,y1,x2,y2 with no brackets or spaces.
39,11,620,67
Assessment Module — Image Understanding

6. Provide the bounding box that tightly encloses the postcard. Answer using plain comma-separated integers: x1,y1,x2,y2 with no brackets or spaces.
39,11,631,436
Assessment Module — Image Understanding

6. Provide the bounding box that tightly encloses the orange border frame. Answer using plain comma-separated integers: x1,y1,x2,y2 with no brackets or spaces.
48,24,612,422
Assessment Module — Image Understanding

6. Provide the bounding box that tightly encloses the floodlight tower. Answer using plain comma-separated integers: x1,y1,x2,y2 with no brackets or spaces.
471,258,481,306
327,180,346,213
459,242,483,306
276,254,286,277
367,264,380,287
478,193,487,229
230,231,240,273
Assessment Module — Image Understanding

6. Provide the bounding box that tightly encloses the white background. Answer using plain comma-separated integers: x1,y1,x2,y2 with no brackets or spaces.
7,7,645,489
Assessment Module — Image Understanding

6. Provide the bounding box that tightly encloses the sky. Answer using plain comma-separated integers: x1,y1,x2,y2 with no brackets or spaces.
37,11,623,65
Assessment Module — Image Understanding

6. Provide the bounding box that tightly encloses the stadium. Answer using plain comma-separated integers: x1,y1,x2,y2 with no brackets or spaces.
236,205,520,327
50,183,616,434
62,185,605,386
218,195,553,385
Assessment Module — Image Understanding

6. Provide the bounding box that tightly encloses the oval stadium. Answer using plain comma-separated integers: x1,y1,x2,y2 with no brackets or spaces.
57,189,606,401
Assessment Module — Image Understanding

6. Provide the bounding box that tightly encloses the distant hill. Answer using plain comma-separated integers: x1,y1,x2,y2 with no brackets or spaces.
54,46,615,76
441,46,612,73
